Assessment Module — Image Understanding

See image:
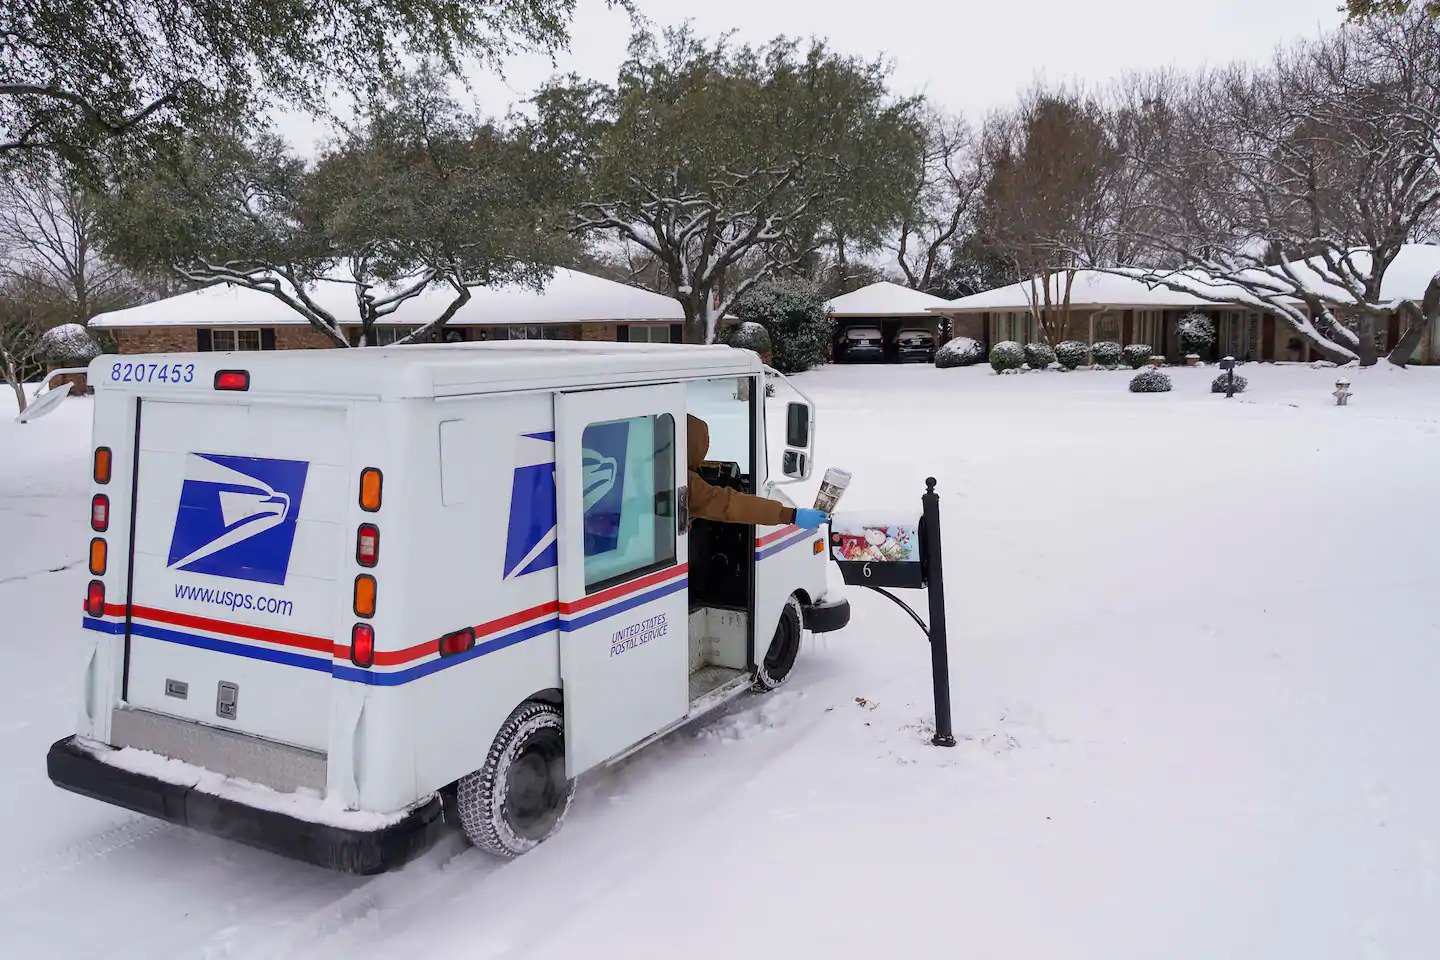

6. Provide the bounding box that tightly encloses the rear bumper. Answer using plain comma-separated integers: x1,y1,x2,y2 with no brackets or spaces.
802,596,851,633
841,346,885,361
47,736,443,875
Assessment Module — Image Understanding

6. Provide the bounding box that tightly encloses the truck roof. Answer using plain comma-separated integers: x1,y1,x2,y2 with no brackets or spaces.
89,341,765,401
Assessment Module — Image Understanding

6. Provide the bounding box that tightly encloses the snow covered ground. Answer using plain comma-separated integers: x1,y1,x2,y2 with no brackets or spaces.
4,361,1440,959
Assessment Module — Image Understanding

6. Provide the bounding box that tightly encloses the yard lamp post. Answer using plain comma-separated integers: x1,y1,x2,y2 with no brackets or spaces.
1334,378,1352,406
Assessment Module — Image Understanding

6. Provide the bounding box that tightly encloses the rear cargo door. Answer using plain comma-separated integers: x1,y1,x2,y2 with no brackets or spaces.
121,398,349,752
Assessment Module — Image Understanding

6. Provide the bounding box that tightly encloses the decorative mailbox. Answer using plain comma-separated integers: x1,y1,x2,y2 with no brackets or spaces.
829,513,925,589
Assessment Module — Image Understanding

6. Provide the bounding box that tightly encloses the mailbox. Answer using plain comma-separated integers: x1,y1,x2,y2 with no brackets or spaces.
829,513,925,588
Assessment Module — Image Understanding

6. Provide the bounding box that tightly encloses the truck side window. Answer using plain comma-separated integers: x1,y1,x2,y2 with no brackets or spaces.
581,414,677,592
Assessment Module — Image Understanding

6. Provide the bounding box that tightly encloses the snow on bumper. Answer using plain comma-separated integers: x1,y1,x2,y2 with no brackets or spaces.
47,736,444,874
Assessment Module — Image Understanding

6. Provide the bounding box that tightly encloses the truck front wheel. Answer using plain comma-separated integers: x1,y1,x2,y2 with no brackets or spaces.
456,700,574,858
754,595,803,691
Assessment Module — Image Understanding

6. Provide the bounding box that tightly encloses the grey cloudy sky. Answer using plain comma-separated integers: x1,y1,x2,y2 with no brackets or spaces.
278,0,1346,148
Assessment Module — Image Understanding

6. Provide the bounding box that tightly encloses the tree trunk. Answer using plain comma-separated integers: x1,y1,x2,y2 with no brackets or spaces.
1386,303,1427,367
2,355,26,414
1354,315,1378,367
681,291,708,345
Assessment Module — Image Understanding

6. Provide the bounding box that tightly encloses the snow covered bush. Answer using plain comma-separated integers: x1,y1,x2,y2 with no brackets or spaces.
1091,341,1122,368
1128,368,1172,393
1023,342,1056,370
1210,373,1248,394
1122,344,1153,369
37,323,101,365
989,340,1025,372
731,279,832,373
1054,340,1088,370
1177,313,1215,356
934,336,983,368
725,321,772,357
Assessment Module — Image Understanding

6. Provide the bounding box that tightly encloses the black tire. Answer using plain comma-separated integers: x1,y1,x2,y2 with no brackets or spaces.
754,595,803,691
456,700,574,858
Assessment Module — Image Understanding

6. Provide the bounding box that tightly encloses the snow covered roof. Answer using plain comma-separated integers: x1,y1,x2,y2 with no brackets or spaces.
89,268,685,329
940,271,1216,314
827,281,955,317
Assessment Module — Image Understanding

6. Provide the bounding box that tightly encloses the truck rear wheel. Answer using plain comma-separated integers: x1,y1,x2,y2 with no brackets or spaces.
456,700,574,858
754,596,803,691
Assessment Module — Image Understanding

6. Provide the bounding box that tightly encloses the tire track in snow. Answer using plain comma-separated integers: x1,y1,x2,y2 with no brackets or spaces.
0,816,169,902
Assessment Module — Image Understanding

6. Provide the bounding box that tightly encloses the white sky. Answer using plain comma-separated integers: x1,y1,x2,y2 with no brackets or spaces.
277,0,1345,151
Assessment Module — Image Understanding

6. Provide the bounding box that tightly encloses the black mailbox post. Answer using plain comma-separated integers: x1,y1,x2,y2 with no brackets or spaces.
829,478,955,747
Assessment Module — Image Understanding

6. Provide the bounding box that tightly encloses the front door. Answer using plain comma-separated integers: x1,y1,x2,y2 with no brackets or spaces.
555,384,689,776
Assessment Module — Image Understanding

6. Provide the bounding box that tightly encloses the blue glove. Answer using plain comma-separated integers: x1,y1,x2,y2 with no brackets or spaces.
793,508,828,530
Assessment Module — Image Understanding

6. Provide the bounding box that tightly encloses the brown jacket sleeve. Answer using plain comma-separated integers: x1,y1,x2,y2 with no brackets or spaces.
688,470,796,527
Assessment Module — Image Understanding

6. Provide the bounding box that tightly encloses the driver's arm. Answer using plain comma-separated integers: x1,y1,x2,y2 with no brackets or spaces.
688,469,796,526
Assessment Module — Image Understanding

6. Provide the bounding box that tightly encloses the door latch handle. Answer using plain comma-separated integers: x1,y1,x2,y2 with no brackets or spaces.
677,484,689,531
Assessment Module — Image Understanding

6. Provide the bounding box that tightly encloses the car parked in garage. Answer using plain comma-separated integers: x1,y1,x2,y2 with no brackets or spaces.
837,325,885,362
895,328,936,363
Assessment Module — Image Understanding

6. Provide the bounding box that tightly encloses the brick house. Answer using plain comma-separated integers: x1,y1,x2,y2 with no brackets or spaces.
89,268,688,353
937,246,1440,364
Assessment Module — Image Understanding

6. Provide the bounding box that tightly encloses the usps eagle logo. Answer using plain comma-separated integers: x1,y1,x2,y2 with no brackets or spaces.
501,426,627,581
167,453,309,585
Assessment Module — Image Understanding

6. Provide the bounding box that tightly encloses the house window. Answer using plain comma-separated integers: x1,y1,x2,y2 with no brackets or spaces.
496,325,562,340
622,325,677,344
210,329,263,351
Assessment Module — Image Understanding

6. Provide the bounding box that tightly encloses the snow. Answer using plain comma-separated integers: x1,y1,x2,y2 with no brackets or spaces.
5,363,1440,958
827,280,955,316
88,267,685,329
84,742,413,831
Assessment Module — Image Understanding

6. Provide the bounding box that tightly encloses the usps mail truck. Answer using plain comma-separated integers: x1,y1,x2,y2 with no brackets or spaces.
46,341,849,873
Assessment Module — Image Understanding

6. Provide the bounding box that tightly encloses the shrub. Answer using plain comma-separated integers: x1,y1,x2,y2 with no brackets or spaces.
1054,340,1088,370
1122,344,1153,369
1178,313,1216,355
1091,341,1122,367
1023,341,1056,369
934,336,983,368
725,321,772,356
1128,368,1172,393
989,340,1025,372
731,278,833,373
1210,373,1248,394
38,323,102,365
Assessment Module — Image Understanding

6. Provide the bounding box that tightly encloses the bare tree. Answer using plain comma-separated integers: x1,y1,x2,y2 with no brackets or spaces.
978,87,1116,344
1093,20,1440,366
0,161,149,324
892,110,982,294
0,272,49,411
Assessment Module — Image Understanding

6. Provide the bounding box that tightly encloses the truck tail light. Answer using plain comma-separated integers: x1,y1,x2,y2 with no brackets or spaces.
350,624,374,668
93,447,112,484
438,628,475,657
88,538,107,575
353,574,377,618
91,494,110,532
214,370,250,391
356,524,379,566
85,580,105,617
359,468,383,512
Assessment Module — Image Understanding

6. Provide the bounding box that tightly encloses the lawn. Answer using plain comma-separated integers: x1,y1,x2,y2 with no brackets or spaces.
2,360,1438,959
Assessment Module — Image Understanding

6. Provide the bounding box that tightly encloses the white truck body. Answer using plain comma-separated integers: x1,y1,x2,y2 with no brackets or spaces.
49,341,848,872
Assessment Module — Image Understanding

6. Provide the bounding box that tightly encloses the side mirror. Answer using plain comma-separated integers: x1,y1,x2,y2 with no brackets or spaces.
782,450,808,479
786,402,811,448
